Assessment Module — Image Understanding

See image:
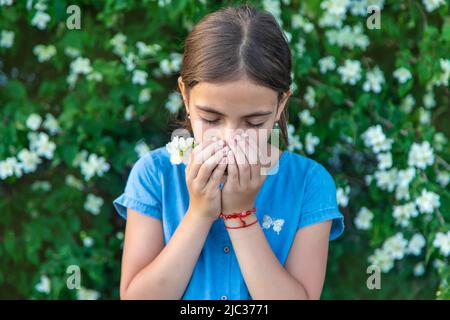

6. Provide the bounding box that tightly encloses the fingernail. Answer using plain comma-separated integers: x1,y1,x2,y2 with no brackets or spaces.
236,135,241,141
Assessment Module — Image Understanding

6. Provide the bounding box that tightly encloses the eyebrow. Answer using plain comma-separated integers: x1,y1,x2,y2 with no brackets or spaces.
195,105,273,117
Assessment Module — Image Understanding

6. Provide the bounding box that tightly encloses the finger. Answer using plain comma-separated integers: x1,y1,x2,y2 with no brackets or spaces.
225,149,239,187
196,145,229,189
189,139,224,180
206,160,227,191
230,135,250,185
242,133,261,181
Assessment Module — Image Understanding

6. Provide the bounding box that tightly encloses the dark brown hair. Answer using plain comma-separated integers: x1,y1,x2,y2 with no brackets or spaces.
177,3,292,146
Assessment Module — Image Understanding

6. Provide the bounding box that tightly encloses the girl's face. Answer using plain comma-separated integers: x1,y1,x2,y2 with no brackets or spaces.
178,77,290,148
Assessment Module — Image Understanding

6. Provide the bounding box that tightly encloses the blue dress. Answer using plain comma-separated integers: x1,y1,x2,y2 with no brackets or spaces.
113,146,345,300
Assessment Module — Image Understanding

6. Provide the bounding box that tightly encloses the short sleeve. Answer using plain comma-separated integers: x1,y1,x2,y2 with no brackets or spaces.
113,152,162,220
297,162,345,241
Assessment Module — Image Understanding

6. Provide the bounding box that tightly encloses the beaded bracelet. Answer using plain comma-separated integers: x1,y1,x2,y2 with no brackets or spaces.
219,208,257,229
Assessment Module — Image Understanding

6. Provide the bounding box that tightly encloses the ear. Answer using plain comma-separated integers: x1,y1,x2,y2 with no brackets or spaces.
275,89,292,121
177,76,190,114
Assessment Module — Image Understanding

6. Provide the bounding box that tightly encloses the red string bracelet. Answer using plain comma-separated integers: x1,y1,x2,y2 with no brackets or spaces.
219,208,257,229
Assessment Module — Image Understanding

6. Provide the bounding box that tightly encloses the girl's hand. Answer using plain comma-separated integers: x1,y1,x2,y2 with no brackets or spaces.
221,133,266,215
185,138,229,221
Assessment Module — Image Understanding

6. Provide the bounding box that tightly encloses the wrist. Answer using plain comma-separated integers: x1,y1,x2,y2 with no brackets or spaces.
185,208,217,225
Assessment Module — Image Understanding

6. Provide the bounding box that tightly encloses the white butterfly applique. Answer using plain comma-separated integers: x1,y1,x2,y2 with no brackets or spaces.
262,215,285,235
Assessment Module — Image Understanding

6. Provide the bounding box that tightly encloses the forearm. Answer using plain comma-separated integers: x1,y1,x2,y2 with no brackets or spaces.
225,215,310,300
122,211,214,299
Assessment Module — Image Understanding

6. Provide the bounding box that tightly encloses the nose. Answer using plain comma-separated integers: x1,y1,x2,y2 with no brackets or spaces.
221,125,246,145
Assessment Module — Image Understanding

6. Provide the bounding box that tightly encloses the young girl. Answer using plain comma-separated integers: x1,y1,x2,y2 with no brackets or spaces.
113,4,344,300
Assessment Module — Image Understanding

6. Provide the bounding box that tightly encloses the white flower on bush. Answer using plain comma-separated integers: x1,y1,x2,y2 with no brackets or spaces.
326,25,369,50
31,10,51,30
165,91,183,113
336,185,350,207
135,141,150,158
0,0,14,6
132,70,148,85
433,231,450,256
413,262,426,276
0,157,23,180
362,125,393,154
298,109,315,126
29,132,56,160
305,132,320,154
393,202,418,227
363,67,385,93
17,149,41,173
0,30,14,48
354,207,374,230
435,58,450,86
166,136,196,165
304,86,315,108
423,90,436,109
320,0,349,16
79,153,110,181
436,170,449,187
110,33,127,56
318,56,336,74
77,287,100,300
287,124,303,152
415,189,440,214
400,94,415,113
338,59,362,85
368,248,394,273
33,44,56,62
70,57,93,75
374,168,397,192
159,53,182,76
122,52,136,71
291,13,314,33
393,67,412,83
422,0,446,12
139,88,151,103
26,113,42,131
64,46,80,58
407,141,434,169
136,41,161,57
84,194,104,215
83,236,94,248
407,233,426,256
35,275,51,294
395,167,415,200
376,152,392,170
65,174,83,190
43,113,60,135
383,232,408,260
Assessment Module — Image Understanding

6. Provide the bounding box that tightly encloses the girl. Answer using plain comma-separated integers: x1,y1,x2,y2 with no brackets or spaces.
113,4,344,300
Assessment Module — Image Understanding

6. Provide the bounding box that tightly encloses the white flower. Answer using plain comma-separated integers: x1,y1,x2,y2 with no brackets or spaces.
33,44,56,62
423,90,436,109
368,248,394,273
35,275,51,294
383,232,408,260
422,0,446,12
70,57,92,75
80,153,110,181
415,189,440,214
29,132,55,160
363,67,385,93
77,287,100,300
0,30,14,48
433,231,450,256
165,91,183,113
31,11,51,30
121,52,136,71
354,207,374,230
338,60,362,85
0,157,23,180
159,53,182,75
26,113,42,131
374,168,398,192
110,33,127,56
291,14,314,33
131,70,148,85
83,236,94,248
362,125,393,153
139,88,151,103
376,152,392,170
413,262,426,276
65,174,83,190
17,149,41,173
393,67,412,84
166,136,196,165
320,0,349,16
400,94,415,113
136,41,161,57
287,125,303,152
407,141,434,169
86,71,103,82
84,194,104,215
64,46,80,58
124,105,135,121
298,109,315,126
393,202,418,227
135,141,150,158
305,132,320,154
336,186,350,207
318,56,336,74
0,0,14,6
435,58,450,86
419,108,431,125
304,86,315,108
43,113,60,135
326,25,369,50
407,233,426,256
436,170,449,187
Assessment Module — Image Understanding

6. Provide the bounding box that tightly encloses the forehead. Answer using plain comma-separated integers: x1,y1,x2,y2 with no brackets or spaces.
190,79,278,113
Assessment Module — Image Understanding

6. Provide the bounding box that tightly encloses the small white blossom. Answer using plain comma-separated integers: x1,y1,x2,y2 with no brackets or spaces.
166,136,196,165
415,189,440,214
110,33,127,56
383,232,408,260
83,236,94,248
135,141,150,158
368,248,394,273
393,67,412,84
318,56,336,74
298,109,315,126
362,125,393,154
407,233,426,256
139,88,151,103
305,132,320,154
304,86,315,108
26,113,42,131
31,11,51,30
77,287,100,300
407,141,434,169
35,275,51,294
70,57,93,75
393,202,418,227
433,231,450,256
80,153,110,181
363,67,385,93
374,168,398,192
84,194,104,215
422,0,446,12
354,207,374,230
0,30,14,48
436,170,449,187
131,70,148,85
33,44,56,62
0,157,23,180
338,59,362,85
336,185,350,207
376,152,392,170
43,113,60,135
17,148,41,173
165,91,183,113
29,132,55,160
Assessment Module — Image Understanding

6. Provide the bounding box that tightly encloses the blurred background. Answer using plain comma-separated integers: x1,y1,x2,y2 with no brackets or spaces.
0,0,449,299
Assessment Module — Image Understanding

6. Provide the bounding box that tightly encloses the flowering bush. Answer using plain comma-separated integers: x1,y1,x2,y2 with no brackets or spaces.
0,0,448,299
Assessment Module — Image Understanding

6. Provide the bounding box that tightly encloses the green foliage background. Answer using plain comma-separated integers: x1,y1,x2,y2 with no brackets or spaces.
0,0,449,299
